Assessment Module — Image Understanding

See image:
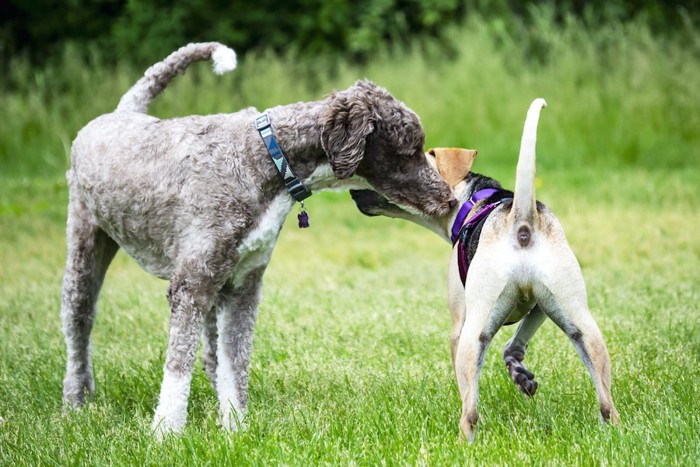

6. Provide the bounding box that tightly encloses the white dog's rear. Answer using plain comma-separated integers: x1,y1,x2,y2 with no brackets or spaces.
350,99,620,442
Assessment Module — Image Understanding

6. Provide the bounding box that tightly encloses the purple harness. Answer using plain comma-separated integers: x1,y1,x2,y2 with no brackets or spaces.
451,189,506,286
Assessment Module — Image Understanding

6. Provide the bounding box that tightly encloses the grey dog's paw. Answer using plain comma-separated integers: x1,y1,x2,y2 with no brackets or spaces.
504,350,538,396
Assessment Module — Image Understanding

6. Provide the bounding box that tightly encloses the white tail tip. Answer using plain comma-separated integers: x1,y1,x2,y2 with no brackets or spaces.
212,46,237,75
531,98,547,111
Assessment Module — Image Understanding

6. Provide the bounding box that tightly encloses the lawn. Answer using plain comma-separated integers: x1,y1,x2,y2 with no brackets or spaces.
0,13,698,465
1,167,698,464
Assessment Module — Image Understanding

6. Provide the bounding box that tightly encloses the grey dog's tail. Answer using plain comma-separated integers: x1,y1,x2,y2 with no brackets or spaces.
510,98,547,247
116,42,237,114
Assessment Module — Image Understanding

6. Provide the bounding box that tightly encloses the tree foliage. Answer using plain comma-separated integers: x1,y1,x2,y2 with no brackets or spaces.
0,0,696,66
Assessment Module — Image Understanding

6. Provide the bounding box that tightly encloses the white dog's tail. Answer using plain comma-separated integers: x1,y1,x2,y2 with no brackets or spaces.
116,42,237,114
510,98,547,247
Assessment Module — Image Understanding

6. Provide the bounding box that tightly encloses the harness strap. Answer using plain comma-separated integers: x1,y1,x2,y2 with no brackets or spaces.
458,239,469,286
451,188,498,243
456,197,512,286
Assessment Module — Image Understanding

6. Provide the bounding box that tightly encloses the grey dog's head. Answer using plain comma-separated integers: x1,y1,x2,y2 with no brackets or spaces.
321,80,456,217
350,148,483,241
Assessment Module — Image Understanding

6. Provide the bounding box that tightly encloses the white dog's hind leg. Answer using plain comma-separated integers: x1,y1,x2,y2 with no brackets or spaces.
502,305,546,396
534,245,620,425
455,272,518,442
61,197,119,407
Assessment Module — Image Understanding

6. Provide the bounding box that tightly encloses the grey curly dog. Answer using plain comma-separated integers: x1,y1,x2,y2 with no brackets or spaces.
60,42,456,437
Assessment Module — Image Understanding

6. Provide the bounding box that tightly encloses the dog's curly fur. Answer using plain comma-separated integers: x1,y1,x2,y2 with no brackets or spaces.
61,42,455,436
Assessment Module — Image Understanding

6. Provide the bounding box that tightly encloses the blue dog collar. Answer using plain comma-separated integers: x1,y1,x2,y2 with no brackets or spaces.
255,112,312,203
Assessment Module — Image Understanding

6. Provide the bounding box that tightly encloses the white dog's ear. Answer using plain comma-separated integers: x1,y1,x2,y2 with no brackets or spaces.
429,147,478,187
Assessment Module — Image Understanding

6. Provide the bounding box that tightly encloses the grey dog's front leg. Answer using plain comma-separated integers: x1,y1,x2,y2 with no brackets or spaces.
152,270,218,437
215,268,265,431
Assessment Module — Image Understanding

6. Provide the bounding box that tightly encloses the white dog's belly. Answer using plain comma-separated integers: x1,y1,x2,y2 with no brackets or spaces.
505,295,537,324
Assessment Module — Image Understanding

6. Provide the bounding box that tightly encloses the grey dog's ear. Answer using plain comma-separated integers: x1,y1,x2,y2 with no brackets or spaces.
321,84,376,179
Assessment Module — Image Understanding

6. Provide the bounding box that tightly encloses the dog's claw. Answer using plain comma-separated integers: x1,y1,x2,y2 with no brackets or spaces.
522,380,538,396
520,367,535,380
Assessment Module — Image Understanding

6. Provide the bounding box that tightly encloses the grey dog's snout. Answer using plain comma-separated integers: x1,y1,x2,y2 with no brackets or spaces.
350,189,387,216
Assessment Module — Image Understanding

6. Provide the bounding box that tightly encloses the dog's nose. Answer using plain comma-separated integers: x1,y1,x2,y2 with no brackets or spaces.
449,199,458,209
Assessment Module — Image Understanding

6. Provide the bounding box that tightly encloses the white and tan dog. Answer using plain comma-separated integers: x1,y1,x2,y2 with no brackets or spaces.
351,99,620,441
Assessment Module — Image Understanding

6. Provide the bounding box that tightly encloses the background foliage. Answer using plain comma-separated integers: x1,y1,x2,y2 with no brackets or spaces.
1,0,698,65
1,6,698,178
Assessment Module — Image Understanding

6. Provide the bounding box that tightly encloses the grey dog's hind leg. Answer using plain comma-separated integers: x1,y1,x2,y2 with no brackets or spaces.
502,305,546,396
61,198,119,407
201,307,218,390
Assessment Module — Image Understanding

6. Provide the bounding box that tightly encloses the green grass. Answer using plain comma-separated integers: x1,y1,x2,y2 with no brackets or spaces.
1,12,699,466
0,168,698,464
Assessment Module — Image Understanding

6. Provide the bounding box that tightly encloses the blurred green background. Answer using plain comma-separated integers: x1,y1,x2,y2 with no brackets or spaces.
1,0,698,65
1,0,698,179
1,2,699,464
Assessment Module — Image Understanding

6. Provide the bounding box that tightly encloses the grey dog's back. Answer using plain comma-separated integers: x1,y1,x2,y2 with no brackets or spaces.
68,42,244,278
70,109,263,279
